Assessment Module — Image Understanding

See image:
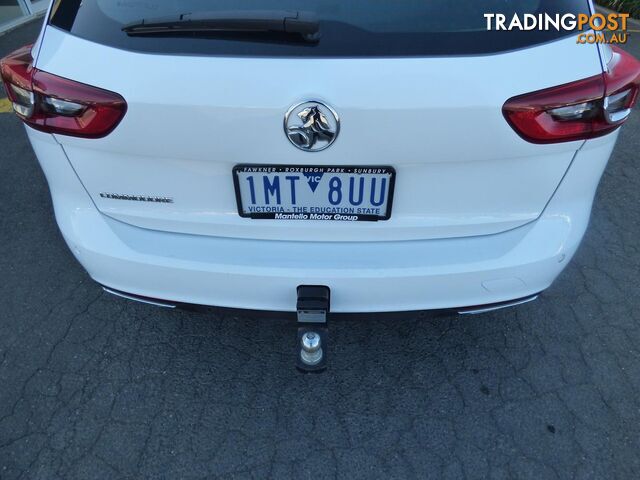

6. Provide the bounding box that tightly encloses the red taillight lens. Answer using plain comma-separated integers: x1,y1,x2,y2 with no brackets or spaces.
503,46,640,144
29,70,127,138
1,45,127,138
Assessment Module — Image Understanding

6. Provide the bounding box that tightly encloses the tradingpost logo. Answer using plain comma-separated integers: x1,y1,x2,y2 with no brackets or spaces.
484,12,636,45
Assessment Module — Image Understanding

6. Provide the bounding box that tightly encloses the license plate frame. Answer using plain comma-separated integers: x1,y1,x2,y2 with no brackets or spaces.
232,164,396,222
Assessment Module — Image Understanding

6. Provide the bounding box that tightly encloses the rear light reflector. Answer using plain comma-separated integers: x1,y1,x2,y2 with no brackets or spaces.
0,45,127,138
8,83,35,117
503,46,640,144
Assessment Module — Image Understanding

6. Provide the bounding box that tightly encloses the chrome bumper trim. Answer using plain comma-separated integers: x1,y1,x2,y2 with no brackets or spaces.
458,294,539,315
102,287,176,309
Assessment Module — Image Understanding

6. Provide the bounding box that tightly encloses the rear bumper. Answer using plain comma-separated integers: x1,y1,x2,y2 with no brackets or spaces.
29,127,616,313
100,284,542,316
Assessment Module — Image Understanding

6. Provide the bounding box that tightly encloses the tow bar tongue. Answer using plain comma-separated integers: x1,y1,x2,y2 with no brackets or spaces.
296,286,330,373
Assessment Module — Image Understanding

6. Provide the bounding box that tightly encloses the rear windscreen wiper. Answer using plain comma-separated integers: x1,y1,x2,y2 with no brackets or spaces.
122,10,320,43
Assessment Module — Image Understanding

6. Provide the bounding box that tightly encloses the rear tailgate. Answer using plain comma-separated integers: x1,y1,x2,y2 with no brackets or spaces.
35,7,602,242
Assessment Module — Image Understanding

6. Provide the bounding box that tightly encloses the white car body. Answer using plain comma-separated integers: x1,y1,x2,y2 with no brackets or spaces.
3,2,639,312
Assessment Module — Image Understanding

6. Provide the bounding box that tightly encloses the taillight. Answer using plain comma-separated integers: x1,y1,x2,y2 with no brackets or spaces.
0,45,127,138
503,46,640,144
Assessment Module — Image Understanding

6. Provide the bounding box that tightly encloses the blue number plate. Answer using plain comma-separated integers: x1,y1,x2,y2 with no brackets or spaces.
233,165,395,222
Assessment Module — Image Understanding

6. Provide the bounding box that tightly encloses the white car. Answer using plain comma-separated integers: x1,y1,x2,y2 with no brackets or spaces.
2,1,640,315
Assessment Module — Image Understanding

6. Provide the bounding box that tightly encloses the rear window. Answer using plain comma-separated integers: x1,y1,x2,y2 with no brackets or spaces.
49,0,590,57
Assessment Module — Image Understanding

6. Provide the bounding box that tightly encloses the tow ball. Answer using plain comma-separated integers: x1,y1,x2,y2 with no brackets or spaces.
296,285,330,373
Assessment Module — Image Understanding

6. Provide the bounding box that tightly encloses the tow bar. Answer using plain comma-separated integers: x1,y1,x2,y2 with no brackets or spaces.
296,285,330,373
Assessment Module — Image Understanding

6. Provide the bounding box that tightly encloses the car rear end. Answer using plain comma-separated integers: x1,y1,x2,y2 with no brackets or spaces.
2,0,639,312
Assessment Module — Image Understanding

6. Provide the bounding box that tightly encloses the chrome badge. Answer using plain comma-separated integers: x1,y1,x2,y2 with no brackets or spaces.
100,193,174,203
284,101,339,152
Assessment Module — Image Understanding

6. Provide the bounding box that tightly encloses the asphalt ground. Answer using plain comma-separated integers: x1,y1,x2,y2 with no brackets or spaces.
1,20,640,480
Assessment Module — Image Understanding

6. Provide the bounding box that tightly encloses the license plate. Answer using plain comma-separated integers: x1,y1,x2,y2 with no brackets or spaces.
233,164,395,221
